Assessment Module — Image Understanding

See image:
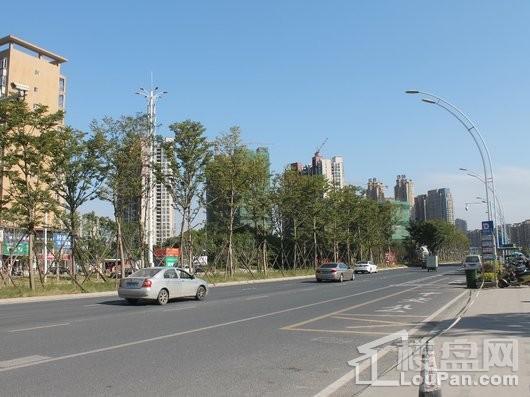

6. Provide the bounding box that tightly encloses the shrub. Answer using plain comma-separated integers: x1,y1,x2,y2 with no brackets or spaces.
480,272,497,282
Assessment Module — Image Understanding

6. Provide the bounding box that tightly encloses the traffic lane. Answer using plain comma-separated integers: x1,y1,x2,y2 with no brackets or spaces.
0,271,452,367
0,267,425,331
0,277,465,396
0,271,450,366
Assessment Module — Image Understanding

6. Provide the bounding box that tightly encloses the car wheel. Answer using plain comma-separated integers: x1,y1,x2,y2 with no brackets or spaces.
195,285,207,301
339,274,344,283
125,298,138,305
156,288,169,305
350,273,354,281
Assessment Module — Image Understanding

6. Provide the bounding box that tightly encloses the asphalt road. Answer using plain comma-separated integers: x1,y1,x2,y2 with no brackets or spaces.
0,266,467,397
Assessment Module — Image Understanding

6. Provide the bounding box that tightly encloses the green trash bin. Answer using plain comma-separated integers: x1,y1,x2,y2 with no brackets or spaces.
465,269,477,289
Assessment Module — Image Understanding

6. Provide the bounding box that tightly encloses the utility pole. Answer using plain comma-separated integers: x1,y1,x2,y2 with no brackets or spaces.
136,78,167,267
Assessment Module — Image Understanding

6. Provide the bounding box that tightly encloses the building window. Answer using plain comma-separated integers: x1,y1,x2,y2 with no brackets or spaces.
58,94,64,109
34,70,39,75
0,58,7,69
34,87,38,92
59,78,65,92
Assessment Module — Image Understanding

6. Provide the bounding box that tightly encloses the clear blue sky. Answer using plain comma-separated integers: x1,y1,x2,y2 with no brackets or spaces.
4,1,530,229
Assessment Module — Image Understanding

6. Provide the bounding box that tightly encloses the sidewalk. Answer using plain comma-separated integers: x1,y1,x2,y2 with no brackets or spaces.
356,286,530,397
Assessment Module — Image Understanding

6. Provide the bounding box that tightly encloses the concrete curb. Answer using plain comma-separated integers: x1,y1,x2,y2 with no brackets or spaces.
0,291,118,305
0,266,408,305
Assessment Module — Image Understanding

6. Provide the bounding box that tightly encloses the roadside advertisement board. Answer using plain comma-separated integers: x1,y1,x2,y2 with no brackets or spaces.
53,233,71,250
2,232,29,256
481,220,496,260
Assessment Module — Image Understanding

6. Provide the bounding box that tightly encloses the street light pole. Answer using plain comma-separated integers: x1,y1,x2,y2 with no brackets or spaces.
136,82,167,267
406,90,499,256
460,168,508,245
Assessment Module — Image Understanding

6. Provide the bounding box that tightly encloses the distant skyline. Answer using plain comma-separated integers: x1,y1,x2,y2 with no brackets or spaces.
3,1,530,229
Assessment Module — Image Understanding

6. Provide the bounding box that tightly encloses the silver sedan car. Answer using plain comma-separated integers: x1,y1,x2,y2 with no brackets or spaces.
118,267,208,305
316,263,355,282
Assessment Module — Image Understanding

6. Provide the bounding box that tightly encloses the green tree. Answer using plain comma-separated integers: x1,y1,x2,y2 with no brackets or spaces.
160,120,211,272
242,150,270,273
92,115,146,278
407,220,468,260
50,127,107,277
205,126,261,276
1,99,64,290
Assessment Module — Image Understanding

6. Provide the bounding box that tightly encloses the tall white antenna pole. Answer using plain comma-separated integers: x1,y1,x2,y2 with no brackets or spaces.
136,78,167,267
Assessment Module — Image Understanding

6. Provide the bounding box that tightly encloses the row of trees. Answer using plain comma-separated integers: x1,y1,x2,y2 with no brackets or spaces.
405,220,469,262
1,95,447,288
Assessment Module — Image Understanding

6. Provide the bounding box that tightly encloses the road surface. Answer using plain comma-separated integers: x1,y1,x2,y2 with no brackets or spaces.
0,266,466,396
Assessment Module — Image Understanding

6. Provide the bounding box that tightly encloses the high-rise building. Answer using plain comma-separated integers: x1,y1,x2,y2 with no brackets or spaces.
153,138,175,246
414,194,428,222
119,136,176,247
455,218,468,233
331,156,345,189
509,220,530,250
0,35,67,229
291,150,345,190
426,188,455,224
0,35,67,111
394,175,414,206
367,178,385,202
394,175,414,220
311,152,333,183
467,229,481,249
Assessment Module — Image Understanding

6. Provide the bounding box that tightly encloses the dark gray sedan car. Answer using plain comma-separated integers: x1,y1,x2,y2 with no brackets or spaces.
316,263,355,282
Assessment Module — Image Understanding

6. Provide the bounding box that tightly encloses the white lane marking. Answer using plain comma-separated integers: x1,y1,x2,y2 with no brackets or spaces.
0,355,51,369
313,289,468,397
245,295,269,301
83,304,99,308
298,287,317,291
163,306,197,312
0,273,447,373
8,323,70,333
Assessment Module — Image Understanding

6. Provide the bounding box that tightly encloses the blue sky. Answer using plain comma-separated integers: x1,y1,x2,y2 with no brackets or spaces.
4,1,530,229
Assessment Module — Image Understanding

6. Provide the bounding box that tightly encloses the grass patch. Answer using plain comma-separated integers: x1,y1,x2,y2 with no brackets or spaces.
0,278,117,299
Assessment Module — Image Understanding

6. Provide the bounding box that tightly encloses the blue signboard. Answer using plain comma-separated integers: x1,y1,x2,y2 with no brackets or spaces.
481,220,496,260
53,233,72,250
481,221,494,235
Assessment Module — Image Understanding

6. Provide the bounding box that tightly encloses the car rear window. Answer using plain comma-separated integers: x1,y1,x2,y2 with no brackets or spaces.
130,269,162,278
320,264,337,269
465,256,480,263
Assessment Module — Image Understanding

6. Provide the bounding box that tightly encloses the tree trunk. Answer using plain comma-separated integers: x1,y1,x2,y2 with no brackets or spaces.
293,220,298,270
227,190,235,277
116,218,126,280
346,238,351,265
70,212,76,279
186,207,193,273
179,207,186,268
313,217,318,269
28,231,35,291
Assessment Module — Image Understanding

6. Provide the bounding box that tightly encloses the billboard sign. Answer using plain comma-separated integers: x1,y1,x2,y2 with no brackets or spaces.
53,233,71,250
481,220,496,260
481,221,494,235
2,232,29,256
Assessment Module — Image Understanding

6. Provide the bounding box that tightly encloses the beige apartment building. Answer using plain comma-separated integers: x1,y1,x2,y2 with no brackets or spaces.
0,35,67,111
0,35,67,230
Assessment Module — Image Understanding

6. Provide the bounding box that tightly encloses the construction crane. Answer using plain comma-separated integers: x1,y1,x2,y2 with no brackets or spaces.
314,137,328,156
